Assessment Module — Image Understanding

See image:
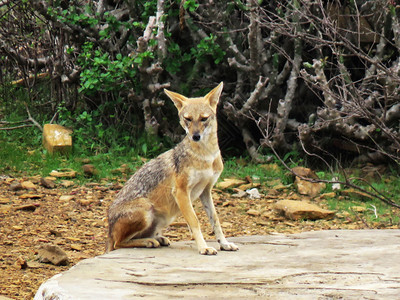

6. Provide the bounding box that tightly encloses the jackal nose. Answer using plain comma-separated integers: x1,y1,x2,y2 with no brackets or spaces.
192,133,201,142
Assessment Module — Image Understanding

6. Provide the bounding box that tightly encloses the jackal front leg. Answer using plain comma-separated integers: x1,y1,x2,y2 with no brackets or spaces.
200,186,239,251
174,184,217,255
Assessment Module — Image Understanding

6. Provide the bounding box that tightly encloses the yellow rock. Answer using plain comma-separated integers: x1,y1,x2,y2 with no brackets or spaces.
274,199,335,220
21,180,37,190
42,124,72,154
216,178,247,189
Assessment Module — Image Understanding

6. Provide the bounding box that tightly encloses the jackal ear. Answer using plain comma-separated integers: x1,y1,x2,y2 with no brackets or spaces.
205,82,223,112
164,89,187,111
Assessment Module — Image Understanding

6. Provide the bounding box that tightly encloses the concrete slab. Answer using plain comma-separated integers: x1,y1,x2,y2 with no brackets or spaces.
35,230,400,299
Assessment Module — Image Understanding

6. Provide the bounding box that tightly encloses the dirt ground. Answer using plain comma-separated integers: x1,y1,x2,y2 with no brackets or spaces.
0,175,398,299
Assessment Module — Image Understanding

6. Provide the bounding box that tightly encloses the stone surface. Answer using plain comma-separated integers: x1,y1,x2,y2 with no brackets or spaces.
274,199,335,220
37,245,69,266
42,124,72,154
35,230,400,299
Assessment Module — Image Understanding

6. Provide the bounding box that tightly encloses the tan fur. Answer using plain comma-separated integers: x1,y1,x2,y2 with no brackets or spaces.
106,82,238,255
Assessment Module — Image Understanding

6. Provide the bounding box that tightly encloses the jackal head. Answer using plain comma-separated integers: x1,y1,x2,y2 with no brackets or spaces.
164,82,223,143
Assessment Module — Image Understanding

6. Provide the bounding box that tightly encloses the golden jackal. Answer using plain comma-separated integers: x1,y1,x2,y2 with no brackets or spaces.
106,82,238,255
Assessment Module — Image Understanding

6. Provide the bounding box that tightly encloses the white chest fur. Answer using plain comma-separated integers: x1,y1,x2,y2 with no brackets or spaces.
188,168,220,201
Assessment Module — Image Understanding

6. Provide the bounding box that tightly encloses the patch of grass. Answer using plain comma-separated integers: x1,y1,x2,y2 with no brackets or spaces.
325,194,400,227
0,127,147,182
222,157,289,185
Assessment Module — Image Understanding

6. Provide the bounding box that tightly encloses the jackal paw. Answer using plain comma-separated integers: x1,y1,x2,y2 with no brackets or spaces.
156,236,171,246
219,242,239,251
199,246,218,255
145,239,160,248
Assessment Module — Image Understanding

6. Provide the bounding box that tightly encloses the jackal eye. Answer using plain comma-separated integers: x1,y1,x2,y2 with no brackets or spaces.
200,117,209,122
184,116,192,122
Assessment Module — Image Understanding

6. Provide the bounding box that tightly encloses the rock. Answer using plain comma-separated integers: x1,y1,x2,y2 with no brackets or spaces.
34,230,400,300
82,164,97,177
246,209,261,216
60,180,75,188
15,256,28,269
319,192,336,199
71,244,82,251
40,177,56,189
0,198,9,204
292,166,325,197
19,194,43,199
59,195,75,202
274,199,335,220
21,180,37,190
231,189,247,198
15,203,40,211
246,188,261,199
294,177,326,198
292,166,319,179
216,178,247,189
37,245,69,266
9,182,23,191
50,169,77,178
42,124,72,154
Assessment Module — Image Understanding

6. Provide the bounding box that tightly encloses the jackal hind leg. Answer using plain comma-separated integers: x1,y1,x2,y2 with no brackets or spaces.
110,202,161,249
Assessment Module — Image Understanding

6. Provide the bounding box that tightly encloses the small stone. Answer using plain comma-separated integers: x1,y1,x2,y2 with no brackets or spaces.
13,225,23,231
221,222,233,228
294,177,326,198
15,203,40,211
27,261,41,269
216,178,247,189
50,170,77,178
246,188,261,199
15,256,28,269
40,177,56,189
292,167,319,179
21,181,37,190
274,200,335,220
247,209,261,216
37,244,69,266
49,229,62,237
59,195,75,202
60,180,75,188
320,192,336,199
9,182,23,191
19,194,43,199
82,164,97,177
71,244,82,251
42,124,72,155
231,189,247,198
